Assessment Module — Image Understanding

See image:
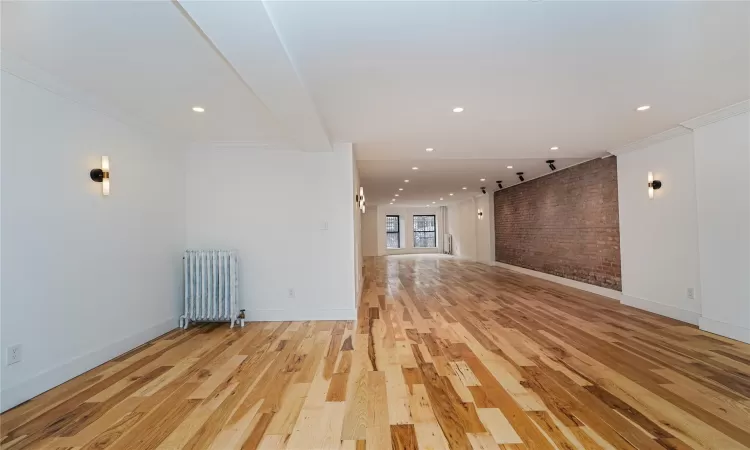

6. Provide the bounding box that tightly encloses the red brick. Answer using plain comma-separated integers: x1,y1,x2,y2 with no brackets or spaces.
493,157,621,291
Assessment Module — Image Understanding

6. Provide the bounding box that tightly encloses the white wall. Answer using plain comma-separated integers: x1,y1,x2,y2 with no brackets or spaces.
693,112,750,342
361,208,378,257
185,144,357,321
475,194,495,264
353,160,363,303
370,206,444,256
447,199,477,260
1,71,186,411
446,195,494,264
617,132,702,324
615,106,750,343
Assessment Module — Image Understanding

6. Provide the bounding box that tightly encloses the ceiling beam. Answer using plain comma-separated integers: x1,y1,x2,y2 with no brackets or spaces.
175,0,332,152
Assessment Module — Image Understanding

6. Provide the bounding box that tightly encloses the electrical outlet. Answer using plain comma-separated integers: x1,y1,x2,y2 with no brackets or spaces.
288,288,295,299
7,344,22,366
687,287,695,300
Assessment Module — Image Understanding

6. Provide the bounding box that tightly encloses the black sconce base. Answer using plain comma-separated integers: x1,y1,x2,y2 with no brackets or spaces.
90,168,104,182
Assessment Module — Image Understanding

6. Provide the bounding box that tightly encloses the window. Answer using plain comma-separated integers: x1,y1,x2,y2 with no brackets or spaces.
386,215,401,249
413,215,436,248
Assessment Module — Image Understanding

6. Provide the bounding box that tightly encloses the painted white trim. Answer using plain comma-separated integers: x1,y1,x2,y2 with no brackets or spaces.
493,262,622,301
1,317,177,412
246,309,357,322
356,277,365,308
699,317,750,344
681,100,750,130
609,126,692,156
620,294,700,325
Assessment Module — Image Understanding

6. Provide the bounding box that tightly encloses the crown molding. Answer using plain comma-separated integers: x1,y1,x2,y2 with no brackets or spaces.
608,126,692,156
681,100,749,130
607,100,750,157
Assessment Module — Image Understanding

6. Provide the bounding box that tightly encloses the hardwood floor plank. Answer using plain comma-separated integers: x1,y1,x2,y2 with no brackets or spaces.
4,256,750,450
366,371,391,449
390,424,418,450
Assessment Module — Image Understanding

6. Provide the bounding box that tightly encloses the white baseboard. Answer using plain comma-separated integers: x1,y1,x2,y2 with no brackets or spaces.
246,308,357,322
1,317,176,413
356,277,364,308
493,261,622,301
620,294,700,325
699,317,750,344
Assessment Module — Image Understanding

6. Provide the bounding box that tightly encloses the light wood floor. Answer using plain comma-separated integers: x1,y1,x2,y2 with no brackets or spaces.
3,256,750,450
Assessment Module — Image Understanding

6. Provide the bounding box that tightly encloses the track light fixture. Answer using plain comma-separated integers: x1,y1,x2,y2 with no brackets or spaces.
517,172,524,182
481,187,487,194
547,160,556,171
496,180,503,189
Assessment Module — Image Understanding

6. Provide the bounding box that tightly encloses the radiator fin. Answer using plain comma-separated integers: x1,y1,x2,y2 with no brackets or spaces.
181,250,239,328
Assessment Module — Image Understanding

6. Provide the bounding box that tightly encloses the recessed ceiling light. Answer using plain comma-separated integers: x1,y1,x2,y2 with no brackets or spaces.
432,201,436,204
192,106,205,113
550,146,559,151
395,194,399,197
449,193,454,196
426,148,434,152
480,178,486,182
390,202,393,205
404,180,409,183
453,107,464,113
462,187,467,190
391,198,396,202
440,197,444,201
636,105,651,111
398,188,404,191
412,167,419,170
507,165,513,169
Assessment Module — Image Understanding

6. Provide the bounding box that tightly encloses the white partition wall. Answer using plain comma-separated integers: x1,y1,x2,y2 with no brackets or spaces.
1,70,186,411
446,195,494,264
185,143,358,322
692,111,750,342
616,132,702,324
615,104,750,342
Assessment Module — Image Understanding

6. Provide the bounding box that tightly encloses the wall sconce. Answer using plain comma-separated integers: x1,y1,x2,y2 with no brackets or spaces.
355,186,366,213
647,172,662,199
480,186,487,194
90,156,110,196
517,172,525,182
477,209,483,219
496,180,503,189
546,160,556,171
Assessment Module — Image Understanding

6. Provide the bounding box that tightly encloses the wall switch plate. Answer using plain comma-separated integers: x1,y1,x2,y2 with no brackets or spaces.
7,344,22,366
288,288,296,299
321,221,328,231
687,287,695,300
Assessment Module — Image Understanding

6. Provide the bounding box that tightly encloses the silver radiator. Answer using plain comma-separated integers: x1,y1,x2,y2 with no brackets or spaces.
180,250,243,329
443,234,452,254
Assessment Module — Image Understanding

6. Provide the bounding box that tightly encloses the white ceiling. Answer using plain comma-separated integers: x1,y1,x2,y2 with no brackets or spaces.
1,1,289,147
359,157,591,206
3,1,749,205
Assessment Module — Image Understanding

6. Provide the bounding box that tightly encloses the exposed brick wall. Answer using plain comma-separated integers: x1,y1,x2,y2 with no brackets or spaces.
494,157,621,290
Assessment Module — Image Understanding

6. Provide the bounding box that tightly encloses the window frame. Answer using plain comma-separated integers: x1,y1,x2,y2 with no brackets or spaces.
413,214,437,248
386,215,401,249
